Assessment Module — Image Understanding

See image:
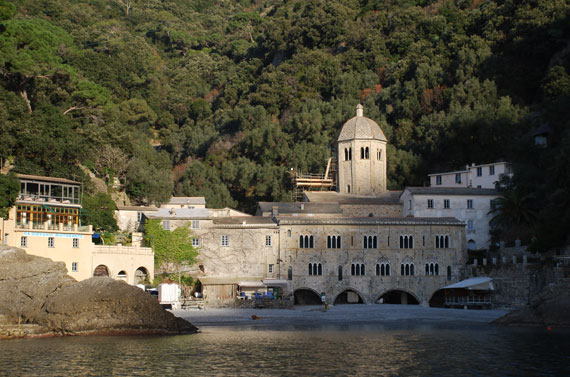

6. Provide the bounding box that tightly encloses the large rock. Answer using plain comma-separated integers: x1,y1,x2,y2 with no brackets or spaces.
0,246,197,337
492,279,570,327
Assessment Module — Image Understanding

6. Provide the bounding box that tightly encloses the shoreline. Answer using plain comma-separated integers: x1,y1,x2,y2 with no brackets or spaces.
173,304,509,329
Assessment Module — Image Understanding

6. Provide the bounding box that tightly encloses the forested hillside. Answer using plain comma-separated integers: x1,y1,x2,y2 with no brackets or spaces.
1,1,569,247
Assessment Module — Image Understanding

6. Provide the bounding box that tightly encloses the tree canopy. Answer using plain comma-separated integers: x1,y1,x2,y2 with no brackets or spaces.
144,219,199,268
1,0,570,248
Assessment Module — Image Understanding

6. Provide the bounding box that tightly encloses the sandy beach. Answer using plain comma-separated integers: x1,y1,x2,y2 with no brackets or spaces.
173,304,509,329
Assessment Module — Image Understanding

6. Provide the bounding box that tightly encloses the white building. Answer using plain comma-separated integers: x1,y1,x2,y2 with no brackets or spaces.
428,162,512,189
400,187,499,250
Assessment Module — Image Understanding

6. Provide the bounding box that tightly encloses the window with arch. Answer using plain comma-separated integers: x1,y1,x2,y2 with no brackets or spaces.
360,147,365,159
327,235,341,249
376,262,390,276
399,235,414,249
351,263,366,276
435,235,449,249
365,147,369,159
308,262,322,276
401,262,415,276
363,235,378,249
377,149,381,160
425,262,440,276
299,235,314,248
344,148,349,161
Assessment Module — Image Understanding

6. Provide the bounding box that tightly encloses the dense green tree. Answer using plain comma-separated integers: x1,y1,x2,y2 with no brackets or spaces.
144,219,198,269
81,192,118,232
0,173,19,219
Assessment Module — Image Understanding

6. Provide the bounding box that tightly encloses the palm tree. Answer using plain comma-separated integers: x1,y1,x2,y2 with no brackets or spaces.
489,189,537,243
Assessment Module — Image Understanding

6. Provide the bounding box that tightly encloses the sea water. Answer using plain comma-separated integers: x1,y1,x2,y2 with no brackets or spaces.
1,323,569,376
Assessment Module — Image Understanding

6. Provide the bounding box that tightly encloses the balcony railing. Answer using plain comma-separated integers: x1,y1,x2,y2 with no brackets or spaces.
445,296,491,306
16,222,92,233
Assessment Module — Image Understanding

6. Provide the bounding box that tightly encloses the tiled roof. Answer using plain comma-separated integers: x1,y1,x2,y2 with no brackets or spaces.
402,187,498,196
257,201,342,215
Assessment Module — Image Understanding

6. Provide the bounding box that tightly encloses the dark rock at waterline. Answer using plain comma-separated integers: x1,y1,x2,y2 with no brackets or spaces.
492,279,570,327
0,246,197,338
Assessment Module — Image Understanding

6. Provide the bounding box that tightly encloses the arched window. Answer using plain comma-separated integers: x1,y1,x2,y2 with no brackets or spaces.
300,235,304,248
447,266,451,281
401,262,414,276
337,236,341,248
436,236,440,248
310,236,314,248
376,262,390,276
351,264,356,275
405,264,410,276
309,264,313,276
430,263,434,275
356,264,360,276
386,264,390,276
373,236,377,248
288,266,293,280
435,263,439,275
349,148,352,160
410,264,414,275
376,264,380,275
409,236,414,248
318,263,322,275
365,147,369,159
344,148,349,161
401,264,405,275
338,266,343,281
347,185,351,193
361,147,365,159
361,264,366,275
364,236,368,249
327,236,331,249
425,263,429,275
444,236,449,248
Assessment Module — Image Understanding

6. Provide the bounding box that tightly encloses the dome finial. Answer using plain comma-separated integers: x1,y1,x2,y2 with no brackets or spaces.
356,104,364,117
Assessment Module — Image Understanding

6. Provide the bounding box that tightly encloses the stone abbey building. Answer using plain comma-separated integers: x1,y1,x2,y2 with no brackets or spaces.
139,105,468,306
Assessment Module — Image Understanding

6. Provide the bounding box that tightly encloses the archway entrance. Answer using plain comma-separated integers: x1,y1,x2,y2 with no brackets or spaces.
93,265,109,277
429,290,445,307
294,289,321,305
117,270,127,281
334,289,364,305
379,290,419,305
135,267,149,284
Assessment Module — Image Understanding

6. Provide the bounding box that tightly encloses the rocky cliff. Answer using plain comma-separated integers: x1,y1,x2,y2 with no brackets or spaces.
0,246,197,338
492,279,570,328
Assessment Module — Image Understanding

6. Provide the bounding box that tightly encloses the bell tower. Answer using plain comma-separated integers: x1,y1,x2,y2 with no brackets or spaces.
337,105,387,195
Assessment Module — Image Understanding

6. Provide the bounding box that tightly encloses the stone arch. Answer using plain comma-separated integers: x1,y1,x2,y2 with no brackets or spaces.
377,289,420,305
93,264,110,277
294,287,321,305
428,289,447,308
467,239,476,250
334,288,366,305
134,266,149,284
117,270,127,281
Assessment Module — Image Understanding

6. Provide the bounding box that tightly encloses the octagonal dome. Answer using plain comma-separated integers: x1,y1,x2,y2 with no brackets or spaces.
337,104,387,142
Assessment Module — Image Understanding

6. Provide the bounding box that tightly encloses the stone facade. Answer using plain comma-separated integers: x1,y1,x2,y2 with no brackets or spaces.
278,217,466,305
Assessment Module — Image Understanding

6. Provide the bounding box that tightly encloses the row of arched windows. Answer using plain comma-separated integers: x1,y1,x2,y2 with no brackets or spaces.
327,235,341,249
401,263,415,276
351,263,366,276
360,147,370,160
376,262,390,276
363,235,378,249
344,147,353,161
299,235,314,248
425,263,439,276
400,235,414,249
435,235,449,248
308,263,322,276
289,264,452,281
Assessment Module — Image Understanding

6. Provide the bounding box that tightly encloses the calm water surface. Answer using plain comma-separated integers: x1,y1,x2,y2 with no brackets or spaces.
1,324,569,376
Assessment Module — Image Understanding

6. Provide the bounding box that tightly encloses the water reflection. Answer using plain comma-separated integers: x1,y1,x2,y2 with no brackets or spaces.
1,325,569,376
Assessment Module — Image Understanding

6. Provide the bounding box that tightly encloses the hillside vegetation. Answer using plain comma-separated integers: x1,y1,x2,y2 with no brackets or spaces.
1,0,569,248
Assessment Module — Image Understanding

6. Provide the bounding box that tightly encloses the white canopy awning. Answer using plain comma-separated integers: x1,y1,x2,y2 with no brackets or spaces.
443,277,494,291
238,281,265,288
262,279,289,287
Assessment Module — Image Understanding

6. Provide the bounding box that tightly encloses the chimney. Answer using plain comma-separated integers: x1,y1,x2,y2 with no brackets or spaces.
356,104,364,117
272,206,279,217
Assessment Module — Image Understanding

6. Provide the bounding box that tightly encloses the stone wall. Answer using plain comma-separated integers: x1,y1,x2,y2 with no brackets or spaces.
469,263,558,309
